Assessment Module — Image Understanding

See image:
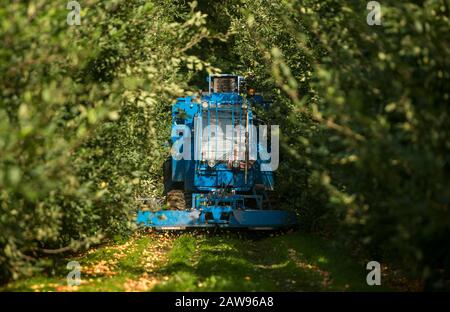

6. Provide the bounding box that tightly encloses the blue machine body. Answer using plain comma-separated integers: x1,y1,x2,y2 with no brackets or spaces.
137,74,297,230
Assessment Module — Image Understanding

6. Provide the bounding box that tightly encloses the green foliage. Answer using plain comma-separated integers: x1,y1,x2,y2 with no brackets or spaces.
221,0,450,289
0,0,216,281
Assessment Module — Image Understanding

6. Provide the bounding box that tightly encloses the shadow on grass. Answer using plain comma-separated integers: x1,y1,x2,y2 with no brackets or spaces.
3,231,391,292
151,231,385,291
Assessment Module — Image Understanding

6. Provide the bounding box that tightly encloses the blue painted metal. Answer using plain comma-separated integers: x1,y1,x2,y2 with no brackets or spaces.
137,74,297,230
137,209,297,229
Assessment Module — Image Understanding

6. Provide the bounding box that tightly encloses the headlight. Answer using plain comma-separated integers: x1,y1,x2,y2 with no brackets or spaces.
202,101,209,109
207,159,216,168
232,160,240,168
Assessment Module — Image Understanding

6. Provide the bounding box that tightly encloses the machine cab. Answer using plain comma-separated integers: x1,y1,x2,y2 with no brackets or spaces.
207,74,244,94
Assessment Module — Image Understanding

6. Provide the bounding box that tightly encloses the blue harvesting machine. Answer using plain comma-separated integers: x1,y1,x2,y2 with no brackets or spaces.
137,74,297,230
